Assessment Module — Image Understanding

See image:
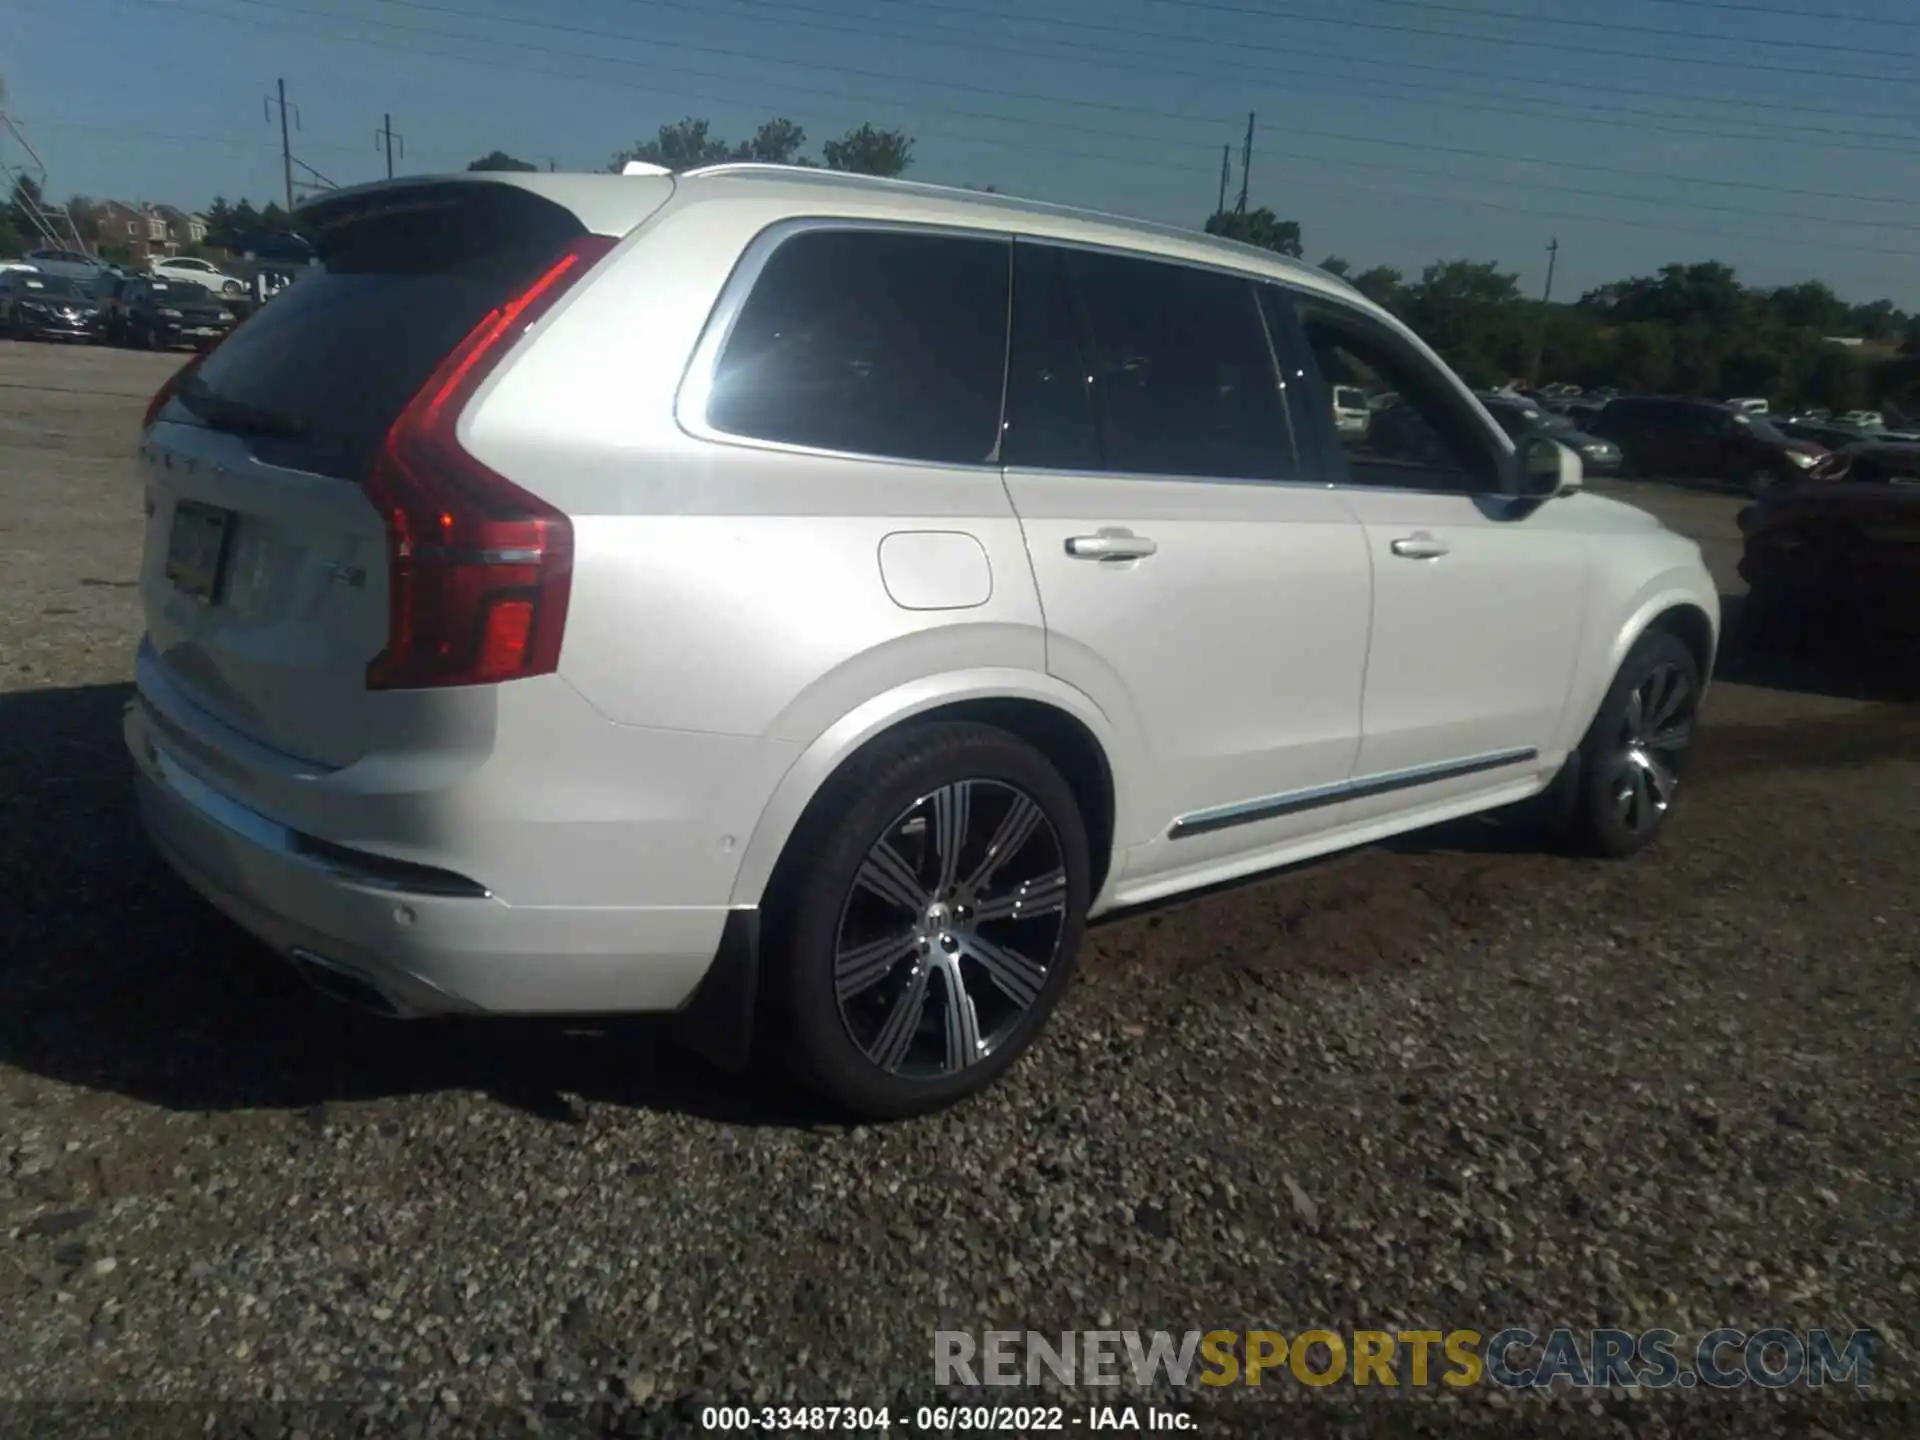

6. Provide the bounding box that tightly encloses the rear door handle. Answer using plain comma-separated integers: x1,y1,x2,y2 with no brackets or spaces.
1066,529,1158,561
1389,534,1449,560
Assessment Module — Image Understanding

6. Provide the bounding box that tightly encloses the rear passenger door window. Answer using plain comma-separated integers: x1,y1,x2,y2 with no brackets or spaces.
1003,242,1295,481
701,227,1011,466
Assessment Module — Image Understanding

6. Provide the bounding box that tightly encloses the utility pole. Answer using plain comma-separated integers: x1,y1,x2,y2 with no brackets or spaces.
376,113,404,179
266,79,297,213
1217,144,1230,215
1236,112,1255,215
1527,235,1560,388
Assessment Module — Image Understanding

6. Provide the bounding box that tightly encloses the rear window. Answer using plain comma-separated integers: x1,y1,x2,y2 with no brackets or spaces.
702,228,1011,466
167,184,586,481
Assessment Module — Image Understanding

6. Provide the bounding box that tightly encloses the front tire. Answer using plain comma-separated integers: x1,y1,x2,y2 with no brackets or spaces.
771,722,1091,1119
1566,630,1702,858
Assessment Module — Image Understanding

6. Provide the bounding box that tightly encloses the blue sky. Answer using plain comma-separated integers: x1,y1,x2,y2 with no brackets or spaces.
6,0,1919,306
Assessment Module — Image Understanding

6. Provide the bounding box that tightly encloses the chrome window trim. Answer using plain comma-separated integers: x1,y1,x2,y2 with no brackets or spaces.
674,216,1015,474
1168,746,1540,839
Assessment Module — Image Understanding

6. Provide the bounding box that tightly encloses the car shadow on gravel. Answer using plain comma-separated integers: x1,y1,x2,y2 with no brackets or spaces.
0,681,834,1129
1714,595,1920,704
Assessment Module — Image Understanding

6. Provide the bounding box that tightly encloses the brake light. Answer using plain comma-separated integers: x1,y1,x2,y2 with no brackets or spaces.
363,234,616,691
141,328,232,429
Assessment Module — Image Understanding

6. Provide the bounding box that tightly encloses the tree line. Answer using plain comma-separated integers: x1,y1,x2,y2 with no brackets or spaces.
1207,205,1920,419
472,115,914,178
12,131,1917,417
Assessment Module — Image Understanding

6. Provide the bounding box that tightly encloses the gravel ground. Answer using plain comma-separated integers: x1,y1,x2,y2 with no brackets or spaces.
1,339,1916,1437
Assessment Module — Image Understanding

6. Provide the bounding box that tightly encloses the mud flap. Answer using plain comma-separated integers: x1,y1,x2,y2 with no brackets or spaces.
674,907,760,1072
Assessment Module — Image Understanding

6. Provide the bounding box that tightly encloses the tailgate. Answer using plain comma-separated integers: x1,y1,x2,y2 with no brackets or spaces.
136,174,671,768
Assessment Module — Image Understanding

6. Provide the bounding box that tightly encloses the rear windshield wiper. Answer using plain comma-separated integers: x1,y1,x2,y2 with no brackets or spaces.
172,372,310,440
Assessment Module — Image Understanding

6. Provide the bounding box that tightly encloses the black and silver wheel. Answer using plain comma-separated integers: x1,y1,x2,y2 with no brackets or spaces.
1746,466,1781,498
773,722,1090,1118
1568,630,1701,858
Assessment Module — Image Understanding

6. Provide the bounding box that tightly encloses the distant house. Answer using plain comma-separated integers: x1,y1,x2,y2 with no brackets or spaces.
90,202,206,260
94,200,172,261
153,205,209,248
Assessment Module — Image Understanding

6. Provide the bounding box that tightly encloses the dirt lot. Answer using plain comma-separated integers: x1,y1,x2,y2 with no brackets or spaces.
1,339,1916,1437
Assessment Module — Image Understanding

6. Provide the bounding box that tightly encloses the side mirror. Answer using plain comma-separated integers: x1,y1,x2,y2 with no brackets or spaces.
1515,434,1581,499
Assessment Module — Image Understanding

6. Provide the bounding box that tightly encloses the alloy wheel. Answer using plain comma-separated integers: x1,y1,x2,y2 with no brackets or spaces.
832,779,1069,1080
1608,662,1695,837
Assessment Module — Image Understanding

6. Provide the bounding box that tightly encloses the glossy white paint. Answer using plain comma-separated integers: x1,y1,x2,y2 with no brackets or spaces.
129,165,1720,1020
1005,470,1372,886
877,531,994,610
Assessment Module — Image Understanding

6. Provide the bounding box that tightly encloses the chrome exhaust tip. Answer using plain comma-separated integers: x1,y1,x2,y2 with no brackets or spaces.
290,948,401,1018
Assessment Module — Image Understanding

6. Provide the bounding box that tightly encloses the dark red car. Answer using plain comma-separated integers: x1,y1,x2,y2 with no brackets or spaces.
1736,443,1920,666
1590,397,1826,495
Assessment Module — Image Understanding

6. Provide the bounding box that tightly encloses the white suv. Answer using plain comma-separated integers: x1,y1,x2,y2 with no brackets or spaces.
128,166,1718,1116
148,254,246,296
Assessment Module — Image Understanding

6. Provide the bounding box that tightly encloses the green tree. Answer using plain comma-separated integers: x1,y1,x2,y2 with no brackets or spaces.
613,118,733,172
468,150,539,173
733,118,809,165
1318,254,1351,277
204,197,238,251
1204,207,1303,258
1349,265,1405,310
64,195,100,248
822,123,914,177
258,201,291,234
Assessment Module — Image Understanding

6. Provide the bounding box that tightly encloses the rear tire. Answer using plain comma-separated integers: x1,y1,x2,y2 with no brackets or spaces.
769,722,1091,1120
1563,630,1702,859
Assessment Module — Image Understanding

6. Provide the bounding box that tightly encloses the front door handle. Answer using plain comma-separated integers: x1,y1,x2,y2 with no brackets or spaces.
1066,529,1158,561
1390,534,1450,560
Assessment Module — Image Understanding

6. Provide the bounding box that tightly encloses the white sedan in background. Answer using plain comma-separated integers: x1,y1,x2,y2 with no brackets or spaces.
149,254,245,297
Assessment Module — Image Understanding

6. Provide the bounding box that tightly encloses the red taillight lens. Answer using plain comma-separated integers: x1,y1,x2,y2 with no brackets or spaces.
364,234,616,691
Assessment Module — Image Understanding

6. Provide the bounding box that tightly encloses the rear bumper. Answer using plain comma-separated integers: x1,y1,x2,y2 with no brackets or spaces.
127,702,734,1017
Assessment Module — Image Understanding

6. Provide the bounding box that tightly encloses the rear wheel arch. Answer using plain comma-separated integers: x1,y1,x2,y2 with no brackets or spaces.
735,685,1124,916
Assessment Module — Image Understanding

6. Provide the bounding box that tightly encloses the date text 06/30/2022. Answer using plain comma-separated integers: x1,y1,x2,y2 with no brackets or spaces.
698,1405,1194,1432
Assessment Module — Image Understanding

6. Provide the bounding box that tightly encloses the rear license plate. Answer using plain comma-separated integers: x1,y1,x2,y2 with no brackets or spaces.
165,501,236,604
186,327,218,337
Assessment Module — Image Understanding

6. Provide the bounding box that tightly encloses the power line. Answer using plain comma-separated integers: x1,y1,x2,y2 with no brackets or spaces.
76,0,1920,268
1117,0,1917,79
875,0,1920,129
1631,0,1912,24
127,0,1920,168
223,0,1920,211
1127,0,1920,62
576,0,1920,120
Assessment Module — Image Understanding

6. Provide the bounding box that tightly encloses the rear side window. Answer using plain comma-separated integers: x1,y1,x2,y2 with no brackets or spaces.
1004,243,1293,480
171,184,587,481
703,228,1010,465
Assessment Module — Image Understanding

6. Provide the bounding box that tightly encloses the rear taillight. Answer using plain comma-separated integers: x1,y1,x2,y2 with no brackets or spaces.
141,329,232,429
363,234,616,691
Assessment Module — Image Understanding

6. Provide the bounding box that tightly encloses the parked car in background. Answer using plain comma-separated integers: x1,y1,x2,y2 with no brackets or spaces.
104,276,237,350
0,269,102,341
22,247,115,283
1589,396,1824,494
1775,417,1869,452
125,164,1720,1118
1477,393,1623,476
1811,438,1920,488
1332,384,1371,436
1738,458,1920,668
1725,397,1770,415
1838,410,1885,431
149,254,246,298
